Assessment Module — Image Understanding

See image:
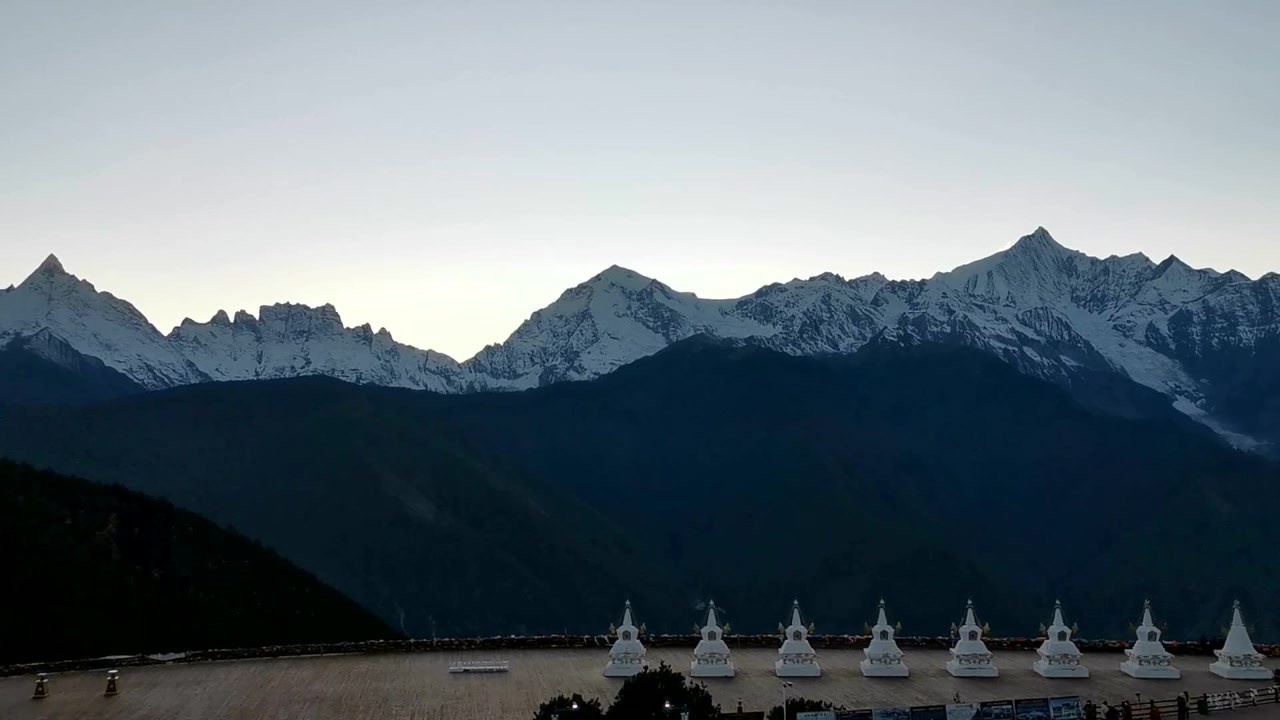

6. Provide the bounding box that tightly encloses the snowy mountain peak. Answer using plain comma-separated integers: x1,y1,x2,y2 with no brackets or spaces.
807,271,848,284
587,265,656,292
1005,226,1066,255
30,253,67,278
256,302,346,333
7,228,1280,451
2,255,200,389
20,254,80,290
1156,255,1189,272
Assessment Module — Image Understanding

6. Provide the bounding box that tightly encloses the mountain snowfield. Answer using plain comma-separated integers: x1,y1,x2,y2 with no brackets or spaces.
3,228,1278,449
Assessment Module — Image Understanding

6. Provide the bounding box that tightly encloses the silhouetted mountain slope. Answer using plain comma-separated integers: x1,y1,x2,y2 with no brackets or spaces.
0,330,143,406
434,339,1280,639
0,459,396,664
0,381,680,639
0,341,1275,642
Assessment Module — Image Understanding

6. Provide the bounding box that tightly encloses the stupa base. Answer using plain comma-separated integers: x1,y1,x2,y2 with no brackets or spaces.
690,662,735,678
1034,660,1089,678
860,660,908,677
946,661,998,678
775,662,820,678
1121,662,1180,679
603,662,643,678
1209,663,1272,680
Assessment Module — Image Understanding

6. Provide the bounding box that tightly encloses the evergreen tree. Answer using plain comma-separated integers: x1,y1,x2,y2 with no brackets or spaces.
605,662,719,719
533,693,605,720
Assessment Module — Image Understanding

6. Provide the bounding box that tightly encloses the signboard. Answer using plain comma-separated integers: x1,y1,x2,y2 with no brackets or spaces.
911,705,947,720
835,711,873,720
978,700,1015,720
1013,698,1050,720
872,709,911,720
946,703,979,720
797,713,835,720
1047,697,1081,720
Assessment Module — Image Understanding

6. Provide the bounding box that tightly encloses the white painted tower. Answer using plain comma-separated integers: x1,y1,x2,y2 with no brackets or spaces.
1121,600,1179,679
603,600,646,677
690,601,735,678
1033,600,1088,678
946,599,998,677
1209,600,1270,680
861,599,908,677
775,600,820,677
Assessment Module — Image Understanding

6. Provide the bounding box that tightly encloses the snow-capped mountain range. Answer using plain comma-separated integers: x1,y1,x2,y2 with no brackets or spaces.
4,228,1278,449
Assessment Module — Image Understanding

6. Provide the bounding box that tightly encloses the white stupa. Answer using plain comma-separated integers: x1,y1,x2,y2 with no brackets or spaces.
690,601,735,678
775,600,820,677
1033,600,1088,678
603,600,647,677
1121,600,1179,679
946,599,998,677
861,599,908,677
1209,600,1270,680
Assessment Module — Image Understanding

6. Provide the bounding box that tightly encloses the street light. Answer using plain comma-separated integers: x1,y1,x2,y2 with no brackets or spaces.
551,701,581,720
781,681,794,720
663,700,689,720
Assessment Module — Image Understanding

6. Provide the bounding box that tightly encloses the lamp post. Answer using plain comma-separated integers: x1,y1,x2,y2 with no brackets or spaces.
781,681,794,720
663,700,689,720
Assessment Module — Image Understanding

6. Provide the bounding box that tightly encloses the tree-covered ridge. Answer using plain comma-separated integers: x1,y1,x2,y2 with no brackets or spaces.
0,459,397,664
1,339,1278,642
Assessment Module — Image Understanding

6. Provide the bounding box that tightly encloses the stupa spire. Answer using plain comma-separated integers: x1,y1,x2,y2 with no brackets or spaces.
1230,600,1245,630
1222,599,1258,654
876,599,888,628
1051,600,1065,629
1140,599,1154,629
963,599,978,628
789,600,803,629
621,600,634,629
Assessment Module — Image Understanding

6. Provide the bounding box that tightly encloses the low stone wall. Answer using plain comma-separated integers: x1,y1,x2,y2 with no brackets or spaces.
4,634,1277,678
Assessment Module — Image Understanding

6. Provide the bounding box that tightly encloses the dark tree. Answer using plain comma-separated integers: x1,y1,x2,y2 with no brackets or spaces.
605,662,720,719
768,697,836,720
533,693,605,720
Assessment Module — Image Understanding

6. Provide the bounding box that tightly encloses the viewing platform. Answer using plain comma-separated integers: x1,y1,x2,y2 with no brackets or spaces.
3,647,1275,720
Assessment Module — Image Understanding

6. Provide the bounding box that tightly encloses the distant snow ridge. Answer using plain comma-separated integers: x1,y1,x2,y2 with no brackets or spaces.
2,228,1275,447
169,303,471,393
466,227,1248,410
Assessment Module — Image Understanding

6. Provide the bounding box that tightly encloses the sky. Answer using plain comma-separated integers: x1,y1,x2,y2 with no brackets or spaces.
2,1,1277,360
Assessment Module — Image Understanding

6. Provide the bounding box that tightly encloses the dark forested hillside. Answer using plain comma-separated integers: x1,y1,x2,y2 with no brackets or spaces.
0,339,1276,644
0,459,397,664
0,331,144,406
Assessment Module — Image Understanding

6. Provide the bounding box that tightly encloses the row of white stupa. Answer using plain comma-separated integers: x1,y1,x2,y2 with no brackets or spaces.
603,599,1273,681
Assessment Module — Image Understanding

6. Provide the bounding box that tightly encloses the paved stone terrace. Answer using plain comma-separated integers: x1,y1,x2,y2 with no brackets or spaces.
2,648,1277,720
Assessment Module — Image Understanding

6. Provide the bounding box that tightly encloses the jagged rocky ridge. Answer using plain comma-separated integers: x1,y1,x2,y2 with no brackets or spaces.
3,228,1278,448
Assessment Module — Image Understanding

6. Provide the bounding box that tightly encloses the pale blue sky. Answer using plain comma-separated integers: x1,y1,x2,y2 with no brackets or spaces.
2,1,1277,359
